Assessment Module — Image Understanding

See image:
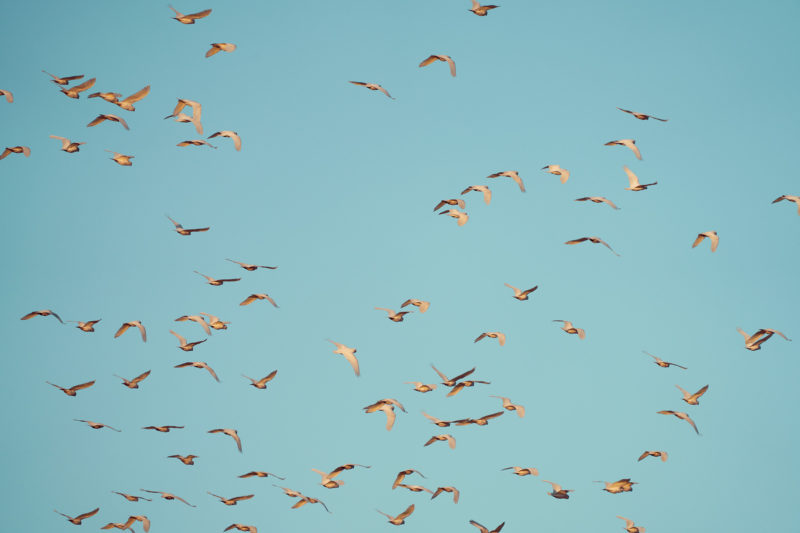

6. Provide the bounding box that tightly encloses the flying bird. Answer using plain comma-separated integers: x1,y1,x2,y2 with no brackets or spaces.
224,525,257,533
102,516,151,532
439,208,469,226
623,166,656,191
169,454,198,465
112,492,151,502
595,478,637,493
406,381,437,393
177,139,216,148
469,0,499,16
60,77,96,99
209,131,242,151
431,486,459,503
175,314,212,335
114,86,150,111
419,54,456,77
643,351,687,369
114,370,151,389
206,42,236,57
542,164,570,183
638,450,668,462
20,309,62,322
242,370,278,389
54,508,99,525
165,98,203,134
543,480,573,499
447,379,490,397
575,196,619,209
226,258,276,271
503,466,538,476
349,81,394,99
377,504,415,525
239,470,285,479
431,364,476,387
392,469,426,489
169,330,207,351
169,5,212,24
692,231,719,252
175,361,219,382
74,419,121,431
469,520,505,533
88,91,122,103
194,271,241,286
50,135,85,153
142,425,183,432
487,170,525,192
401,299,430,313
424,434,456,449
396,484,433,494
461,185,491,205
208,492,254,505
490,395,525,417
140,490,195,506
454,411,504,426
676,384,709,405
42,71,84,85
617,515,646,533
87,114,129,130
657,410,700,434
375,307,412,322
0,89,13,102
0,146,31,160
772,195,800,215
105,150,134,166
605,139,641,160
737,327,791,351
199,312,230,330
433,198,466,211
364,398,405,430
240,293,278,306
327,339,360,376
209,428,242,452
504,283,538,301
475,331,506,346
618,107,667,121
47,380,95,397
114,321,146,342
553,319,586,339
564,236,619,256
422,411,454,427
166,215,209,235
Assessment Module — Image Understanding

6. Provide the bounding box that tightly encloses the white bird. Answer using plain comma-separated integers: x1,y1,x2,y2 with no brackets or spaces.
623,166,656,191
175,361,219,382
543,480,573,499
692,231,719,252
114,85,150,111
169,330,207,351
375,307,412,322
50,135,85,153
676,384,709,405
439,209,469,226
772,195,800,215
208,428,242,452
461,185,492,205
657,410,699,434
474,331,506,346
433,198,466,211
209,131,242,151
349,81,394,99
175,314,212,335
638,450,668,462
327,339,360,376
167,215,209,235
542,164,570,183
419,54,456,77
206,42,236,57
60,77,96,99
553,320,586,339
376,504,415,525
490,395,525,417
575,196,619,209
643,351,687,369
240,293,278,307
177,139,216,149
605,139,641,160
165,98,203,134
401,299,430,313
487,170,525,192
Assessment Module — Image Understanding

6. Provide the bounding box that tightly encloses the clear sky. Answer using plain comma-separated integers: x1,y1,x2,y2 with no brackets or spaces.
1,1,799,532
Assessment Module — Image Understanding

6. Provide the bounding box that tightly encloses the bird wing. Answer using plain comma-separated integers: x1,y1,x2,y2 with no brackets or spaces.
204,363,221,382
75,508,100,521
497,333,506,346
442,55,457,77
230,430,243,452
72,78,96,92
174,495,195,506
564,237,589,245
543,480,562,492
87,115,107,127
170,330,187,346
396,504,415,520
342,350,360,376
623,166,640,187
637,451,649,461
114,323,131,338
231,495,254,502
205,45,221,57
187,8,212,19
474,333,487,343
1,89,13,103
72,380,96,391
122,85,150,104
692,234,706,248
134,322,147,341
380,404,396,430
452,367,476,381
470,520,490,533
601,197,619,209
419,55,439,67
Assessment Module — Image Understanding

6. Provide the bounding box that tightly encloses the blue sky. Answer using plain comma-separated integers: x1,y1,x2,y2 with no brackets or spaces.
2,1,799,532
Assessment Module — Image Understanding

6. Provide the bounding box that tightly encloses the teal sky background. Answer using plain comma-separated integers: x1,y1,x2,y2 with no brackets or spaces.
2,1,799,532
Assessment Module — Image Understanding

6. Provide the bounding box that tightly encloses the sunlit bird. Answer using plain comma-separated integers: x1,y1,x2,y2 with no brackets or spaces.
169,454,198,465
638,450,668,462
349,81,394,99
618,107,667,121
575,196,619,209
772,195,800,215
461,185,492,205
74,419,120,431
447,379,490,397
140,490,195,506
419,54,456,77
327,339,360,376
377,504,415,525
375,307,412,322
439,208,469,226
737,327,791,351
175,315,212,335
165,98,203,134
469,520,505,533
543,480,573,499
433,198,465,211
112,492,151,502
623,166,656,191
60,77,96,99
50,135,85,153
239,471,285,479
240,293,278,306
42,71,84,85
20,309,62,322
605,139,641,160
364,398,406,430
114,370,151,389
224,525,256,533
692,231,719,252
643,350,687,369
242,370,278,389
454,411,504,426
208,428,242,452
487,170,525,192
170,330,206,352
431,486,459,503
87,114,129,130
553,319,586,339
114,86,150,111
475,331,506,346
0,89,13,102
490,395,525,417
175,361,219,382
392,469,426,489
166,215,209,235
432,364,476,387
54,508,99,525
595,478,638,493
617,515,646,533
542,164,570,183
88,91,122,103
657,410,700,434
200,312,230,330
0,146,31,160
401,299,430,313
504,283,538,301
424,434,456,449
208,492,254,505
114,321,146,342
105,150,134,166
47,380,95,397
177,139,216,149
503,466,538,476
406,381,437,393
469,0,499,16
565,236,619,256
676,384,709,405
195,271,241,286
396,483,433,494
142,425,183,432
206,42,236,57
169,5,212,24
209,131,242,151
422,411,454,427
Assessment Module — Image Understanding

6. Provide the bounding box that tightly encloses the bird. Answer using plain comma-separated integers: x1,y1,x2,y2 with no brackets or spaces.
623,166,656,191
487,170,525,192
553,320,586,339
60,77,96,99
433,198,466,211
692,231,719,252
503,466,538,476
737,327,791,350
54,508,100,525
166,215,209,235
401,299,430,313
504,283,538,301
88,91,122,103
419,54,456,77
74,419,121,431
209,131,242,151
422,411,454,427
199,312,230,330
169,5,212,24
0,146,31,160
424,434,456,449
461,185,492,204
242,370,278,389
240,293,278,306
140,490,195,506
364,398,405,430
772,195,800,215
643,351,687,369
618,107,667,121
168,454,198,465
108,516,150,533
114,321,146,342
638,450,668,462
431,486,459,503
676,384,709,405
224,525,256,533
174,361,220,382
617,515,646,533
165,98,202,134
0,89,13,102
195,271,241,286
101,518,134,530
432,364,476,387
42,71,84,85
392,469,426,489
542,164,570,183
177,139,216,148
209,428,242,452
447,379,491,397
49,135,85,153
406,381,437,393
377,504,415,525
87,114,129,130
310,468,346,489
114,86,150,111
105,150,134,166
475,331,506,346
543,480,573,499
575,196,619,209
114,370,151,389
439,209,469,226
169,330,207,351
490,396,525,417
142,425,184,432
174,315,212,335
327,339,360,376
469,520,505,533
605,139,641,159
47,380,95,397
564,236,620,256
657,410,700,434
239,470,285,479
206,42,236,57
396,484,433,494
375,307,412,322
349,81,394,99
454,411,504,426
208,492,254,505
273,486,331,512
469,0,499,16
595,478,638,493
112,492,151,502
20,309,62,322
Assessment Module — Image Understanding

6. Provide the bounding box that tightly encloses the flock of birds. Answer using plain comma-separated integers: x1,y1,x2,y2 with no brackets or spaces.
5,2,797,533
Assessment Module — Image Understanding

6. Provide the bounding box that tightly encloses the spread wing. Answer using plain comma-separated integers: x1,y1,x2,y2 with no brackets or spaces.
122,85,150,104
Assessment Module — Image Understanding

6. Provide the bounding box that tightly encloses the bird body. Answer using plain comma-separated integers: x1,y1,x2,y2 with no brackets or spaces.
542,164,570,183
60,77,96,98
543,480,573,499
676,384,709,405
658,410,700,434
401,299,430,313
504,283,538,301
54,508,100,525
431,486,459,503
206,43,236,57
20,309,62,322
638,450,668,462
169,5,212,24
327,339,360,376
0,146,31,160
439,209,469,226
88,113,129,129
564,236,619,256
553,320,586,339
240,293,278,306
623,166,656,191
175,361,219,381
195,271,240,285
424,434,456,449
487,170,525,192
242,370,277,389
50,135,85,153
491,396,525,417
106,151,134,166
618,107,667,121
475,331,506,346
375,307,412,322
692,231,719,252
737,327,791,350
209,428,242,452
114,321,146,342
114,370,150,389
470,0,499,16
349,81,394,99
47,380,95,396
461,185,492,204
377,504,415,525
114,85,150,111
210,132,242,151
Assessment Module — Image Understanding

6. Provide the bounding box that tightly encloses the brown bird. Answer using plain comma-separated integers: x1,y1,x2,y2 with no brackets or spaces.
47,380,95,397
101,516,151,532
239,470,285,479
375,307,412,322
565,236,619,256
424,434,456,449
772,195,800,215
199,312,230,330
503,466,538,476
364,398,406,430
469,520,505,533
208,492,254,505
327,339,360,376
209,131,242,151
206,42,236,57
487,170,525,192
165,98,203,134
595,478,638,493
618,107,668,121
617,515,646,533
676,384,709,405
643,351,687,369
273,486,331,512
396,484,433,494
226,259,276,271
114,86,150,111
447,379,491,397
349,81,394,99
65,319,100,333
432,364,475,387
454,411,504,426
50,135,85,153
20,309,62,322
543,480,573,499
114,321,146,342
174,315,212,335
401,299,430,313
170,330,207,352
422,411,454,427
377,504,415,525
195,271,241,286
142,425,183,432
475,331,506,346
166,215,209,235
112,492,151,502
504,283,538,301
392,469,426,489
431,486,459,503
692,231,719,252
60,77,96,99
737,327,791,351
469,0,499,16
461,184,492,205
638,450,668,462
54,508,99,525
553,320,586,339
433,198,465,211
439,208,469,226
175,361,219,382
224,525,256,533
74,419,121,431
623,166,656,191
542,164,570,183
140,490,195,506
169,5,212,24
105,150,134,166
87,114,129,130
657,410,700,434
0,89,13,102
242,370,278,389
88,91,122,103
42,71,84,85
209,428,242,452
114,370,150,389
606,139,641,160
0,146,31,160
177,139,216,148
169,454,198,465
575,196,619,209
490,396,525,418
406,381,437,393
240,293,278,306
311,468,346,489
419,54,456,77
